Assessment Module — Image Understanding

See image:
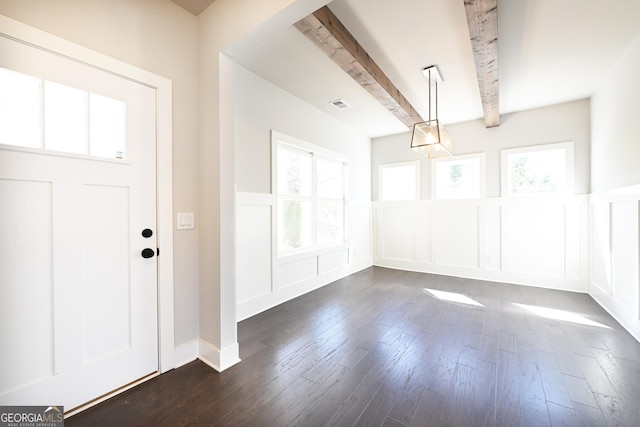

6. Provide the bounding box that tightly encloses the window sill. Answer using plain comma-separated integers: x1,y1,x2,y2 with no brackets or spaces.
278,243,348,264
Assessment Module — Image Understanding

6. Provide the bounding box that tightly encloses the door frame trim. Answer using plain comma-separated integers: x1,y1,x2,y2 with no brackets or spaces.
0,15,175,373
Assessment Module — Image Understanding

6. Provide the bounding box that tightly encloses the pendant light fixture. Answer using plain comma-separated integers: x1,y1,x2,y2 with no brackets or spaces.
410,66,453,158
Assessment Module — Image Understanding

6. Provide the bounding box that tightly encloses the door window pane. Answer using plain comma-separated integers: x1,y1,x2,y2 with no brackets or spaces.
278,199,312,251
277,146,312,196
44,81,87,154
1,67,130,161
90,93,126,159
0,67,41,148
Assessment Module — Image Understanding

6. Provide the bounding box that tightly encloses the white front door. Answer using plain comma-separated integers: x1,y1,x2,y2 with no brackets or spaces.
0,34,158,411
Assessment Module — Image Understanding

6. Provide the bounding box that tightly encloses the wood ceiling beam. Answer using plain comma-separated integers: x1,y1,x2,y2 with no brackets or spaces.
464,0,500,127
294,6,423,128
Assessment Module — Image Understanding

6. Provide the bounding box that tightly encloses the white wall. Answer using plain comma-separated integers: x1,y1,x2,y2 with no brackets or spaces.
591,36,640,192
372,100,592,292
196,0,329,370
234,65,372,320
590,35,640,340
235,65,370,199
372,100,591,200
0,0,200,356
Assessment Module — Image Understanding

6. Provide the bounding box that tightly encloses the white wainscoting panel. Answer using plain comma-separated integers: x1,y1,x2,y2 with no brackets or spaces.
379,204,417,262
236,192,373,321
236,203,272,304
611,202,639,317
435,202,479,268
504,200,566,277
374,196,589,292
279,256,319,289
565,201,586,280
319,248,349,275
590,186,640,341
349,202,373,263
419,205,433,264
590,202,612,295
485,201,502,271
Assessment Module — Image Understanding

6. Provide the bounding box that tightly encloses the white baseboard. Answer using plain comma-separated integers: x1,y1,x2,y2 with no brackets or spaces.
590,292,640,344
198,339,241,372
373,258,589,293
173,340,199,369
173,338,242,372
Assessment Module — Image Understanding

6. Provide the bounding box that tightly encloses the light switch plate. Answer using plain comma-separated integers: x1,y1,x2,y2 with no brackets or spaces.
177,212,195,230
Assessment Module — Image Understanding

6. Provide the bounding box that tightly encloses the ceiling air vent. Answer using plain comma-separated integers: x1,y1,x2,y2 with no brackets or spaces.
329,99,350,110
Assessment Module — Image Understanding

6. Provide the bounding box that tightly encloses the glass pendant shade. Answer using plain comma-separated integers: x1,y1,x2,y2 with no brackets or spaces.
410,119,452,159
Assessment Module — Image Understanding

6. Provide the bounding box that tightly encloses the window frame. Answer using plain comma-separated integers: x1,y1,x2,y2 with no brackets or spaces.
501,141,574,197
378,160,421,201
431,152,486,200
271,130,348,256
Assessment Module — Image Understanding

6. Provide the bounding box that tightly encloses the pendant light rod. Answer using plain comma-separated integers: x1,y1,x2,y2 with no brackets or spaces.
428,68,432,122
422,65,443,123
436,78,439,121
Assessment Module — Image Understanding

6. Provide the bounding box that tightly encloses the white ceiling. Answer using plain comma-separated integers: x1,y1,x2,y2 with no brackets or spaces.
228,0,640,138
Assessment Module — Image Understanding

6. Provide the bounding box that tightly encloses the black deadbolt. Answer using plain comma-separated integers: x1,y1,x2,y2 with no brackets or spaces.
141,248,155,258
142,228,153,238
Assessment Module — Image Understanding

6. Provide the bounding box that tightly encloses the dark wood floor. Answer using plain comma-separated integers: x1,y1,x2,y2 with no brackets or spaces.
67,267,640,426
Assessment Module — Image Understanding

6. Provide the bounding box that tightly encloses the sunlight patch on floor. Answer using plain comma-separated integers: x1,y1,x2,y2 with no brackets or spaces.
514,303,611,329
422,288,484,307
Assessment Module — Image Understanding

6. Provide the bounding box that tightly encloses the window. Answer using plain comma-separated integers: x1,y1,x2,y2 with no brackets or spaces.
273,131,347,254
501,142,574,196
379,161,420,201
0,66,126,160
432,153,485,199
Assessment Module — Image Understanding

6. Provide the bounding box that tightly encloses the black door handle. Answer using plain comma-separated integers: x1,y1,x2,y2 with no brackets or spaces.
141,248,155,258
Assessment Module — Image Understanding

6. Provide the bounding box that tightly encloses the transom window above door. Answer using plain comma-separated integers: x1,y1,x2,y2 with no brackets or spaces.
0,66,126,160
